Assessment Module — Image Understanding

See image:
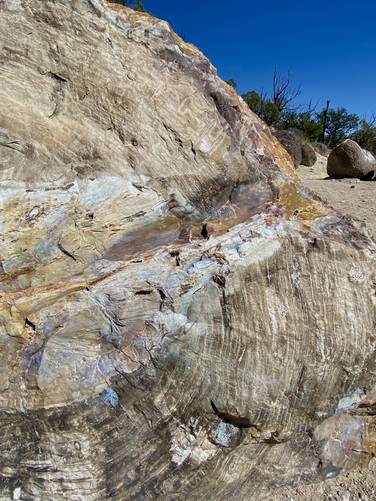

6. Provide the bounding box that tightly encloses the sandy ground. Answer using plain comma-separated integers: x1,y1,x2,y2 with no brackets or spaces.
274,460,376,500
272,154,376,500
297,154,376,240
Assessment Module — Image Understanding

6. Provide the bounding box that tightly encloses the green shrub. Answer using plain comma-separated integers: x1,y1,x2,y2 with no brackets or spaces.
242,87,364,148
279,111,322,142
242,91,280,126
352,119,376,155
316,108,359,147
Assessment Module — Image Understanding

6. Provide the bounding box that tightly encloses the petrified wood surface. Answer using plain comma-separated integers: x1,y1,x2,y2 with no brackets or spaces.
0,1,375,499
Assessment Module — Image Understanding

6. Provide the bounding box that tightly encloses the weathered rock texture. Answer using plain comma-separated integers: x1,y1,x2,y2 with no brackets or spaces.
301,142,317,167
0,1,375,500
328,139,376,179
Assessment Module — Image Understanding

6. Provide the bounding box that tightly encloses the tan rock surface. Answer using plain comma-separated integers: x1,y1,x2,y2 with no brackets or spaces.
0,1,375,500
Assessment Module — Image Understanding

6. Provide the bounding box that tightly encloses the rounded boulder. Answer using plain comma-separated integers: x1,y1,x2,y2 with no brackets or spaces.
301,142,317,167
327,139,376,178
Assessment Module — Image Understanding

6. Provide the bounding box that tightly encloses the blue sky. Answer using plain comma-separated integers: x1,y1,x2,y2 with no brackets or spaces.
145,0,376,117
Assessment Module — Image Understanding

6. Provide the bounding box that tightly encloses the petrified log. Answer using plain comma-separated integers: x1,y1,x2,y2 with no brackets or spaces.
0,1,375,500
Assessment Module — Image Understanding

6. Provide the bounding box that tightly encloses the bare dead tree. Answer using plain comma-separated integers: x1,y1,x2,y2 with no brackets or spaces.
320,99,330,142
258,89,269,103
307,99,319,115
272,69,302,112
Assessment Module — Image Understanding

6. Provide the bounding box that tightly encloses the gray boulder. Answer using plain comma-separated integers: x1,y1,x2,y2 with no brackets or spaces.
301,142,317,167
327,139,376,178
313,141,331,157
274,129,304,168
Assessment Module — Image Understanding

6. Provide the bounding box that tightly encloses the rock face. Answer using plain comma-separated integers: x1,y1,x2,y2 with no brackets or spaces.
0,2,375,500
327,139,376,178
301,142,317,167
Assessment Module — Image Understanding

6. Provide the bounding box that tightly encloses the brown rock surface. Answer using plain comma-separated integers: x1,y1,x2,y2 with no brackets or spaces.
0,1,375,500
274,128,304,167
301,142,317,167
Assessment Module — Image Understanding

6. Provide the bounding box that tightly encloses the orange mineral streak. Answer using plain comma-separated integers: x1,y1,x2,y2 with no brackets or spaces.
277,183,328,221
0,266,34,284
270,140,299,179
0,280,87,302
0,265,128,303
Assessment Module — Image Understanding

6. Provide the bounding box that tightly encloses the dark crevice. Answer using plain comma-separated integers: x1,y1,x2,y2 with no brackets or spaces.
357,403,376,415
308,237,318,248
157,288,166,300
131,183,144,193
295,365,306,399
135,290,153,296
26,465,51,473
228,183,238,204
210,400,253,429
170,250,181,266
58,242,77,261
212,274,226,288
26,183,74,193
190,141,197,161
144,345,160,370
360,170,375,181
201,223,209,239
0,141,22,152
25,318,36,331
48,71,68,83
162,123,183,148
48,72,67,119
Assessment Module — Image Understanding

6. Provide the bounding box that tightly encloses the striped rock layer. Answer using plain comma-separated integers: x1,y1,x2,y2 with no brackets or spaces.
0,1,375,499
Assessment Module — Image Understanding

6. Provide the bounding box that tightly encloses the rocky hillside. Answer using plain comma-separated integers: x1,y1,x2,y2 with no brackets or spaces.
0,1,375,499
